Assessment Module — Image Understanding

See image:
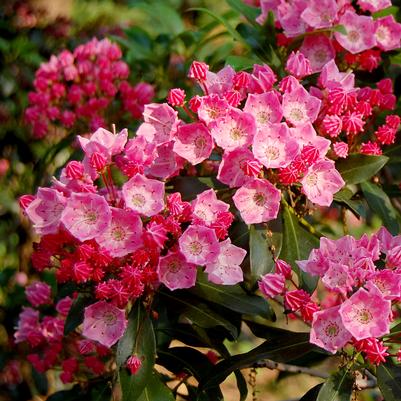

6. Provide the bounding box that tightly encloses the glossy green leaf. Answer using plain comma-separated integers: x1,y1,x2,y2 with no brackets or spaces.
299,384,324,401
334,188,365,218
119,304,156,401
225,55,260,70
200,331,317,390
384,142,401,163
361,181,400,235
336,154,388,185
190,272,274,320
317,369,354,401
377,362,401,401
137,372,174,401
280,205,319,293
226,0,260,23
64,294,92,335
161,292,239,338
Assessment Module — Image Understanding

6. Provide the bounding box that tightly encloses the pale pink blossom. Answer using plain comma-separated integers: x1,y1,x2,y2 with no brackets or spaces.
78,127,127,157
192,189,229,226
179,225,220,265
173,122,213,165
366,270,401,300
122,174,165,217
300,35,335,73
136,103,179,145
310,306,352,354
197,95,230,125
61,192,111,241
233,178,281,224
297,248,329,277
285,51,312,79
375,16,401,52
301,160,344,206
301,0,338,29
96,208,143,257
82,301,127,348
335,11,376,54
204,65,235,96
318,60,355,90
25,188,66,235
252,123,299,169
339,287,391,340
256,0,280,25
217,148,256,188
14,307,43,346
124,136,158,169
289,123,331,156
249,64,277,93
282,86,321,126
205,238,246,285
243,92,283,128
277,0,308,37
357,0,391,13
157,250,197,290
147,141,185,179
25,282,52,307
258,273,286,299
322,264,354,295
210,108,256,151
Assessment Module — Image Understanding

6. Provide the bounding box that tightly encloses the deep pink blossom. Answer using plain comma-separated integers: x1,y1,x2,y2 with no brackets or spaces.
26,282,52,307
285,51,312,79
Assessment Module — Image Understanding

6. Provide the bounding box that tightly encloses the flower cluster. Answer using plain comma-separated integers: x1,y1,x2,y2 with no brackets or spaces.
24,38,154,138
13,281,112,383
259,228,401,365
256,0,401,72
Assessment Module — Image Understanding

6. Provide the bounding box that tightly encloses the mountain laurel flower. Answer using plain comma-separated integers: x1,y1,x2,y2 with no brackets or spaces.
167,88,186,107
333,142,348,158
259,273,286,299
275,259,292,279
285,51,312,79
188,61,209,81
25,282,52,307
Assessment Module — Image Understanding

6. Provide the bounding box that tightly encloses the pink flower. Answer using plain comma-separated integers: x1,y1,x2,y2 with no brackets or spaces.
167,88,186,106
258,273,286,299
126,355,142,375
360,141,382,155
277,0,308,37
25,188,66,235
249,64,277,93
322,115,342,138
301,160,344,206
357,0,391,13
366,270,401,300
197,95,230,125
204,65,236,96
310,306,352,354
210,108,256,151
284,289,310,311
300,35,335,73
339,287,391,341
375,16,401,52
285,51,312,79
322,264,354,295
56,296,72,316
173,122,213,165
14,307,43,346
188,61,209,81
136,103,179,145
122,174,165,217
300,0,337,29
243,92,283,128
333,142,348,158
25,282,52,307
319,60,355,91
275,259,292,279
282,86,321,126
82,301,127,348
342,112,365,136
233,178,281,224
61,192,111,241
147,141,184,179
335,11,376,54
179,225,220,265
96,208,143,257
252,123,299,169
217,148,256,188
290,123,330,157
157,250,197,290
192,189,229,226
205,238,246,285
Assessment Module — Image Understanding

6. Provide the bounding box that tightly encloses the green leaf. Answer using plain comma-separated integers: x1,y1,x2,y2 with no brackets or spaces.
200,331,317,390
280,205,319,293
334,188,366,218
225,55,260,70
377,362,401,401
336,154,389,185
64,294,91,335
361,181,400,235
119,304,156,401
190,272,274,320
317,369,354,401
299,384,324,401
373,5,399,18
331,24,347,35
160,292,239,338
250,221,282,284
226,0,260,23
137,372,174,401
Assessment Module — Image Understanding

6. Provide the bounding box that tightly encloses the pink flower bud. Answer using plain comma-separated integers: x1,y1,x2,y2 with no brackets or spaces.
259,273,286,299
301,145,320,166
25,282,52,307
241,159,262,177
66,161,84,179
233,71,251,90
90,152,107,171
275,259,292,279
126,355,142,375
19,195,35,211
377,78,393,94
333,142,349,158
167,88,186,107
188,61,209,81
189,95,202,113
284,289,310,312
285,51,312,79
225,90,242,107
386,115,400,130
